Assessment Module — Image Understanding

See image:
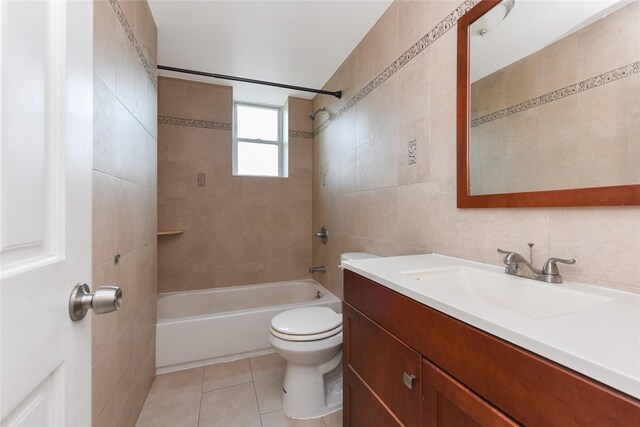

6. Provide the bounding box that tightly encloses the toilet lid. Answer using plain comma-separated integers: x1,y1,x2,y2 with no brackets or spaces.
271,307,342,336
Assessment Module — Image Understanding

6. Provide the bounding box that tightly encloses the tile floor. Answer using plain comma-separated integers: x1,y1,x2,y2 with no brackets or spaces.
135,353,343,427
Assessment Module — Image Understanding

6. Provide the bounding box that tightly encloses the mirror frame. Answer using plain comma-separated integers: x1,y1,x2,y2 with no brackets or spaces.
456,0,640,208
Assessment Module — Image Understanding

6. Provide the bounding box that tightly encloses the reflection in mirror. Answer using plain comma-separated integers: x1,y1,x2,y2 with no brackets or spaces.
468,0,639,196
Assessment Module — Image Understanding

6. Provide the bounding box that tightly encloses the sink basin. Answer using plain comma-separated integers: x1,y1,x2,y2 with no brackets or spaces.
401,266,613,319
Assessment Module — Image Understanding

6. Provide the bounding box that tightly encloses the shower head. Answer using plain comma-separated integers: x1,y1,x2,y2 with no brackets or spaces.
309,107,327,120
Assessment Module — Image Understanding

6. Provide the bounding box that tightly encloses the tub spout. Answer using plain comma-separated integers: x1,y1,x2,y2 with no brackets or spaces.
309,266,326,273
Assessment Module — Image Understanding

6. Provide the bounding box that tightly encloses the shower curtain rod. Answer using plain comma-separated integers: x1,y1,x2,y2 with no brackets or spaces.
157,65,343,99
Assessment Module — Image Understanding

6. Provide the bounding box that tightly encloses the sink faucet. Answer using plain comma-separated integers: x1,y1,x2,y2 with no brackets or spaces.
497,249,575,284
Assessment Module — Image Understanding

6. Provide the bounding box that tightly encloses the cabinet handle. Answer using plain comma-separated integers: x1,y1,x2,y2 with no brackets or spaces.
403,372,416,390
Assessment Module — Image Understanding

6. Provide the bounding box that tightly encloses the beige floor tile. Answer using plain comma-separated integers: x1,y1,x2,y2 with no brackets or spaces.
135,367,204,427
203,358,252,392
250,353,286,414
249,352,286,372
261,410,326,427
198,383,261,427
323,410,343,427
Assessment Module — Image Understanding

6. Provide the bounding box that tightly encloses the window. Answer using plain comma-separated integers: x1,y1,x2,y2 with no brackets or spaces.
233,102,284,177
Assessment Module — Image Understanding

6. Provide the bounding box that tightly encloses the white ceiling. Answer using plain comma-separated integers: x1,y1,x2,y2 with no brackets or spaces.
149,0,392,106
471,0,626,82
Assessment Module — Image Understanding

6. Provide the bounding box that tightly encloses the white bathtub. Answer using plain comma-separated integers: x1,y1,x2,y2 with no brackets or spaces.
156,279,341,374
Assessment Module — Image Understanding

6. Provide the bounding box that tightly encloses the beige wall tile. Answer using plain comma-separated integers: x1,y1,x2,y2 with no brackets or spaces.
373,130,399,189
116,180,137,255
186,81,233,123
577,4,633,80
94,0,117,91
115,23,136,112
577,78,630,141
288,97,313,132
355,141,375,191
93,76,118,176
577,134,632,188
505,108,538,156
93,172,118,266
549,208,640,288
398,0,432,52
134,61,149,123
538,34,577,93
505,54,539,106
158,124,188,161
158,159,188,198
471,70,505,118
158,77,188,118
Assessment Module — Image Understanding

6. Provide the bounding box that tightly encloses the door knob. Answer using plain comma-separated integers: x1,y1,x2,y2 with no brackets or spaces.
69,283,122,321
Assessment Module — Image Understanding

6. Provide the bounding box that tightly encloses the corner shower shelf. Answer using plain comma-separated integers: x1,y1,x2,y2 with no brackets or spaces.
157,230,184,236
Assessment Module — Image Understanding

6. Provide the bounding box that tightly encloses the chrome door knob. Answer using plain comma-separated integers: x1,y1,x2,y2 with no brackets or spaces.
69,283,122,321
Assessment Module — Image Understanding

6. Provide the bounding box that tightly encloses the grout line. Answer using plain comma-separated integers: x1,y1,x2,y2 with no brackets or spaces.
201,379,254,395
247,357,264,426
196,367,205,427
93,71,157,142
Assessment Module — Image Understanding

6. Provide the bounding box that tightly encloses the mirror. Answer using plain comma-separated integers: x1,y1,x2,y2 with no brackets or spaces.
457,0,640,208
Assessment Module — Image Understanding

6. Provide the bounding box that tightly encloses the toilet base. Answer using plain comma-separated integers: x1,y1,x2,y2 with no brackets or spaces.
281,350,343,419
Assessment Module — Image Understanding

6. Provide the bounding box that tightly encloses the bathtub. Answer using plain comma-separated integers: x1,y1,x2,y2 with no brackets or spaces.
156,279,341,374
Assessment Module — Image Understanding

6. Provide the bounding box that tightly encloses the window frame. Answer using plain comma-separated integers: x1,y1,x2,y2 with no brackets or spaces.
233,101,284,177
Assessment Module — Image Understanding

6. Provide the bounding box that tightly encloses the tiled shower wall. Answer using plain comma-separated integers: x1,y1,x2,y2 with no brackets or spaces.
92,0,158,426
157,77,313,293
311,0,640,297
470,2,640,194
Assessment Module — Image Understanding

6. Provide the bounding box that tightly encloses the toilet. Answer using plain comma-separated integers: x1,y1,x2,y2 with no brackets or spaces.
269,252,380,419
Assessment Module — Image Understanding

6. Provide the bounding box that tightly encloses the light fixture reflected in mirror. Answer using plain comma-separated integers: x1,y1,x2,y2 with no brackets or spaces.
471,0,515,37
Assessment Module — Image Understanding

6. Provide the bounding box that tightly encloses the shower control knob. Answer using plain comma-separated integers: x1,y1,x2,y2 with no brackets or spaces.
314,225,329,244
69,283,123,321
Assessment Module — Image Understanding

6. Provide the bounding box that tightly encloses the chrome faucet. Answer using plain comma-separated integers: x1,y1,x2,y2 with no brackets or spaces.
309,266,326,274
497,249,575,284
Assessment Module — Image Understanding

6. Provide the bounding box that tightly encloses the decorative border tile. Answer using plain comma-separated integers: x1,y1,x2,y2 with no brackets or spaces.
470,61,640,128
109,0,157,88
312,0,481,137
158,115,232,131
288,130,314,139
408,140,417,165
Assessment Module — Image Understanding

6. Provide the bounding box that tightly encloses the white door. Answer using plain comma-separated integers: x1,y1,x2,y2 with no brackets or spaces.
1,0,93,426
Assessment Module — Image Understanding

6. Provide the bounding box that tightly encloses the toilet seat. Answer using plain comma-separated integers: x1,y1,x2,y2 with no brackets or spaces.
270,307,342,342
270,324,342,342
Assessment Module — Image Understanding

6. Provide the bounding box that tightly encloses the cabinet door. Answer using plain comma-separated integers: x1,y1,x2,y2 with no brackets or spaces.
422,359,519,427
344,303,422,426
344,366,402,427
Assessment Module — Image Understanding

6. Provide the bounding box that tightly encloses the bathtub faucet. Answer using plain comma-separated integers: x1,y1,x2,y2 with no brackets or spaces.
309,266,326,274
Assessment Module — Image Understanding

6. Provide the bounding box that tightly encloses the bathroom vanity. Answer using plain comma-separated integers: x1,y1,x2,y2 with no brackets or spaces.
341,255,640,426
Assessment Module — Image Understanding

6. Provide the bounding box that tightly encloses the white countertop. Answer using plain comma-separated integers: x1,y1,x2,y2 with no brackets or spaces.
342,253,640,399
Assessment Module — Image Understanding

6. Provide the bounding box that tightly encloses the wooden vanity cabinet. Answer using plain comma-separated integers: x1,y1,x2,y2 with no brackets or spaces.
343,270,640,427
422,359,518,427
